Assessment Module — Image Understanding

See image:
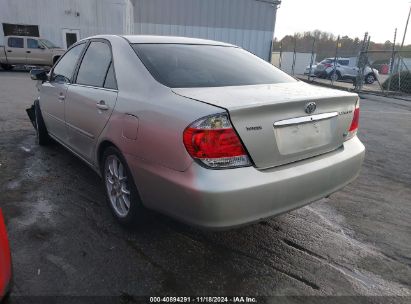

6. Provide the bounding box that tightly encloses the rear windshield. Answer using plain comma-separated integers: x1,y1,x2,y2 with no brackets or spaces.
131,44,296,88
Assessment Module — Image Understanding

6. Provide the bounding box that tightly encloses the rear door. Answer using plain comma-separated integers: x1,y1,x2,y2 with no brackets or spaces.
5,37,26,64
40,42,86,141
65,39,118,162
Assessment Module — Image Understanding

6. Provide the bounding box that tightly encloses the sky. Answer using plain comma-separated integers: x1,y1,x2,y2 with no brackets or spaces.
275,0,411,45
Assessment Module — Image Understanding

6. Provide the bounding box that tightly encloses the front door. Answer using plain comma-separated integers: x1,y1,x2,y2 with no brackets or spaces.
40,42,86,141
62,29,80,49
65,40,117,162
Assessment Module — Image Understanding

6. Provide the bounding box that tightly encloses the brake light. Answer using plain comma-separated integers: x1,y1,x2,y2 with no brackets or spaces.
345,98,360,141
183,113,251,169
324,63,333,68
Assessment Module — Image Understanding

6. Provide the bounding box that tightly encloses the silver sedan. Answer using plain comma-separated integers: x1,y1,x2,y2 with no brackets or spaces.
28,35,365,229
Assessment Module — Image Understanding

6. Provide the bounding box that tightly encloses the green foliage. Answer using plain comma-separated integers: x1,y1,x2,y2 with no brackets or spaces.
382,71,411,93
273,30,401,62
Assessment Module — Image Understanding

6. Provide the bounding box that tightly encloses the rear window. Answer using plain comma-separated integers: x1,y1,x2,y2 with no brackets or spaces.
132,44,296,88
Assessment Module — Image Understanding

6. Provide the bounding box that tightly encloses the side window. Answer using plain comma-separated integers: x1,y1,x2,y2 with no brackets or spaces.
338,60,349,66
27,39,39,49
76,41,112,88
52,43,85,83
8,37,24,48
104,62,117,90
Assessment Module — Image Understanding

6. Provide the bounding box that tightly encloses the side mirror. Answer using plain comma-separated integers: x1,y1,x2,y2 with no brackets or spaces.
30,69,48,81
38,45,45,50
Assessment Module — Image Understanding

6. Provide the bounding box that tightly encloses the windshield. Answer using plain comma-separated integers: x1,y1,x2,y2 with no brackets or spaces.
132,44,296,88
39,39,59,49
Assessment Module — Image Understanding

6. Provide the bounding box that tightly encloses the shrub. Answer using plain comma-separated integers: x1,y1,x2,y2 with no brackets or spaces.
382,71,411,93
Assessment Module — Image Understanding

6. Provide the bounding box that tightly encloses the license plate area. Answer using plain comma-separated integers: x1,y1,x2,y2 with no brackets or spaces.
274,113,338,155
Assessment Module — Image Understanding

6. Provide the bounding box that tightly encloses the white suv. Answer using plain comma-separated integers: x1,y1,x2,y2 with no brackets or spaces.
315,57,378,84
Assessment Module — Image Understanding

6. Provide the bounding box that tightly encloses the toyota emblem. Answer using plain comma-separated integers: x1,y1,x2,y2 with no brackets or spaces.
305,102,317,114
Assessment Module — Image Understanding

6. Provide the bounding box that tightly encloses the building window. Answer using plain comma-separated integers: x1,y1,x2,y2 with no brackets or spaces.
2,23,39,37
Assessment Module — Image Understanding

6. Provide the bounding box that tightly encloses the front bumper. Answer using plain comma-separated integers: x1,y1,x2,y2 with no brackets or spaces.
127,137,365,229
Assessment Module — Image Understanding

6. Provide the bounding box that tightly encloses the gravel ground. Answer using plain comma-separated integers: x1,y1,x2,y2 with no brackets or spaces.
0,70,410,301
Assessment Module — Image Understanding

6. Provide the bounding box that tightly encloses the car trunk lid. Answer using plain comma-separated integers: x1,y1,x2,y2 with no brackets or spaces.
173,82,358,169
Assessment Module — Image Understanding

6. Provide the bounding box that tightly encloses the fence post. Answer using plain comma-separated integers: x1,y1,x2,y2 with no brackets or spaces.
308,38,316,81
387,28,397,93
331,35,340,86
279,41,283,70
355,32,368,91
291,37,297,76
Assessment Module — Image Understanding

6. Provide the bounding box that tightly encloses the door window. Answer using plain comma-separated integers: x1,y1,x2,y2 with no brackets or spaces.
8,37,24,48
52,43,85,83
27,39,39,49
76,41,113,88
104,62,117,90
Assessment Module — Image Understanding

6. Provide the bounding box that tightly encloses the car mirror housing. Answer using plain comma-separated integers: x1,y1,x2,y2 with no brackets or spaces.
30,69,48,81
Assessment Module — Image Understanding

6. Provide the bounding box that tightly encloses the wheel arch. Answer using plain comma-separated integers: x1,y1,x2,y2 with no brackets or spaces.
97,140,119,172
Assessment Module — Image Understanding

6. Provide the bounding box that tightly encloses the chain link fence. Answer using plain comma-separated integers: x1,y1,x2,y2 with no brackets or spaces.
272,34,411,99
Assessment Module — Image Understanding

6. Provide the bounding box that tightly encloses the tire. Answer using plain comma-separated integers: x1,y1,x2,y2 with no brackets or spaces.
365,73,376,84
0,64,14,71
34,101,50,146
329,71,340,81
102,146,147,227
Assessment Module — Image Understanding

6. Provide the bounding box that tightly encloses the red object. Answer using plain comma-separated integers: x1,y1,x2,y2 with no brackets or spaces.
183,127,247,159
380,64,389,75
349,107,360,132
0,209,12,299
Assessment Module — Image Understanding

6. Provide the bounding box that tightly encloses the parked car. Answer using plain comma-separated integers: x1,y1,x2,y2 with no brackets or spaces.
0,36,65,70
27,35,365,229
304,64,317,76
0,209,12,300
315,57,379,84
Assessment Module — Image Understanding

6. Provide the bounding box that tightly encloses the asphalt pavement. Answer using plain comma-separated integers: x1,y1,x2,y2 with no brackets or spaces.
0,70,410,301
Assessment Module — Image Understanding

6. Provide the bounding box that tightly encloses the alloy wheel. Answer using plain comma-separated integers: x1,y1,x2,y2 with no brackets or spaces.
105,155,131,218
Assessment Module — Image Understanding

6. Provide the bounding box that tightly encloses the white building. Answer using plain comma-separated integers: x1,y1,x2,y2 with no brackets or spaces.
0,0,134,49
0,0,280,61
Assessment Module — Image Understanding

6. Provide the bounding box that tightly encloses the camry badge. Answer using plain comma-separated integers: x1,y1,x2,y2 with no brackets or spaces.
305,102,317,114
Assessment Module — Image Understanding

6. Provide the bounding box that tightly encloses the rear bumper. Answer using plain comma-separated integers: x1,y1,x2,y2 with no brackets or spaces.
127,137,365,229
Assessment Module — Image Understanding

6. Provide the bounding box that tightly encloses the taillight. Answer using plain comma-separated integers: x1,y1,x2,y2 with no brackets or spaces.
324,63,333,68
345,98,360,141
183,113,251,169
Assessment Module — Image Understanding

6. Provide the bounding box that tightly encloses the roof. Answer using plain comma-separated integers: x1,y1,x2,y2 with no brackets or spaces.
121,35,235,47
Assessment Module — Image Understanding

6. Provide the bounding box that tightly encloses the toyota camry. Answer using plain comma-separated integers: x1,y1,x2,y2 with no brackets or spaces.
28,35,365,229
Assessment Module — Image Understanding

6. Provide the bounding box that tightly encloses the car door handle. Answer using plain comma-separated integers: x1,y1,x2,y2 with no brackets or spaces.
7,50,12,53
26,51,31,53
58,94,65,101
96,101,109,110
